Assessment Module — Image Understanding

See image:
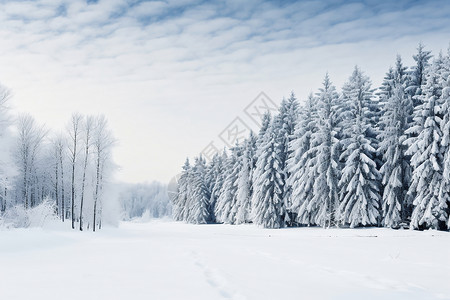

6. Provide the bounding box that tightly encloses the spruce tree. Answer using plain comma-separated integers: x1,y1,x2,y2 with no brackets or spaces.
440,73,450,229
206,153,226,222
407,55,448,230
379,56,414,228
287,94,318,225
187,157,211,224
215,145,242,224
273,93,299,224
252,122,285,228
339,67,381,228
173,158,191,221
235,133,257,224
407,43,432,104
307,74,342,227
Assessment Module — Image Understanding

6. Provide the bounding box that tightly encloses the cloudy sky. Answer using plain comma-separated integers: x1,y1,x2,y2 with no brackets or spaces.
0,0,449,183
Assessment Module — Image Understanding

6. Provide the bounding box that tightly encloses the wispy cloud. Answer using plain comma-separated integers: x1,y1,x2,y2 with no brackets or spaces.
0,0,449,182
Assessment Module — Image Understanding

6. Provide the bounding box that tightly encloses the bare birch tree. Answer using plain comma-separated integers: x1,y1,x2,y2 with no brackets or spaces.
79,116,93,231
92,115,114,232
15,114,47,208
68,113,83,229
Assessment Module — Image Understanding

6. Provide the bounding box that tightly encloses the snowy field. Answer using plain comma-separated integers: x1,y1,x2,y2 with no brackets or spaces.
1,221,449,300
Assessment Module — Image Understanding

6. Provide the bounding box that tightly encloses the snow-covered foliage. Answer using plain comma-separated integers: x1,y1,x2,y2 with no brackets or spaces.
308,74,342,227
0,198,58,229
407,53,450,230
286,93,317,225
378,56,413,228
215,145,242,224
338,67,381,228
251,122,285,228
173,43,450,231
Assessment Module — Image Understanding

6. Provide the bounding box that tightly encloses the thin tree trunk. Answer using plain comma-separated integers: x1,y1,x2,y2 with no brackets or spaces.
60,150,65,222
79,143,90,231
93,155,100,232
23,163,28,209
55,158,59,215
71,139,77,229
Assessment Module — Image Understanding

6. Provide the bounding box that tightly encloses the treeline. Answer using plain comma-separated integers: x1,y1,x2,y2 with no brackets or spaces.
0,88,115,230
172,43,450,230
119,181,171,220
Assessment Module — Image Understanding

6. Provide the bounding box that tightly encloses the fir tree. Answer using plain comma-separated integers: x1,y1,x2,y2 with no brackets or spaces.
407,55,448,230
339,67,381,228
440,74,450,229
235,134,257,224
378,56,414,228
407,43,432,103
215,145,242,224
307,74,342,227
206,153,226,222
173,158,191,221
273,93,299,224
187,157,211,224
252,122,285,228
287,93,318,225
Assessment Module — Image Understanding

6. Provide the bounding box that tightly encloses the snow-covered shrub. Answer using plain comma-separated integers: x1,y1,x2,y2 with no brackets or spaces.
0,198,58,229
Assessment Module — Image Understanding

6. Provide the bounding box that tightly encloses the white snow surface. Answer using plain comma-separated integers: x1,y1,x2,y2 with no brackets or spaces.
1,220,449,300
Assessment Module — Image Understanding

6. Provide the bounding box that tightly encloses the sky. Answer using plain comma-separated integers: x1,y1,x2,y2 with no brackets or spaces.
0,0,450,184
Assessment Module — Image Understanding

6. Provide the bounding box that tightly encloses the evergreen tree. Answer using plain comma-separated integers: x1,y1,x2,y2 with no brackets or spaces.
235,133,257,224
206,153,225,221
407,43,432,103
173,158,191,221
215,145,242,224
339,67,381,228
287,93,318,225
306,74,342,227
256,112,272,152
378,56,414,228
187,157,211,224
252,122,285,228
440,73,450,229
407,55,448,230
273,93,299,224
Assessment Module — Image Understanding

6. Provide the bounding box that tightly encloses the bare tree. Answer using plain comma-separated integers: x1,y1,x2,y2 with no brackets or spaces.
68,113,83,229
0,83,11,133
15,114,47,208
51,134,67,221
0,84,12,212
92,115,114,232
79,116,93,231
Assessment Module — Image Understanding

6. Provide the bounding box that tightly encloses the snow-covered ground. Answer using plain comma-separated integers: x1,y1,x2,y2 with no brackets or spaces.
1,221,449,300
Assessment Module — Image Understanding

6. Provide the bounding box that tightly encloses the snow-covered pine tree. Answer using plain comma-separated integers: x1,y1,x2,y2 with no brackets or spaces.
407,54,448,230
173,158,191,221
403,46,434,206
205,153,225,222
187,156,211,224
215,144,242,224
256,112,272,152
378,56,414,228
252,122,285,228
274,92,299,225
235,133,257,224
440,70,450,229
338,66,381,228
287,93,318,225
306,74,342,227
406,43,432,104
